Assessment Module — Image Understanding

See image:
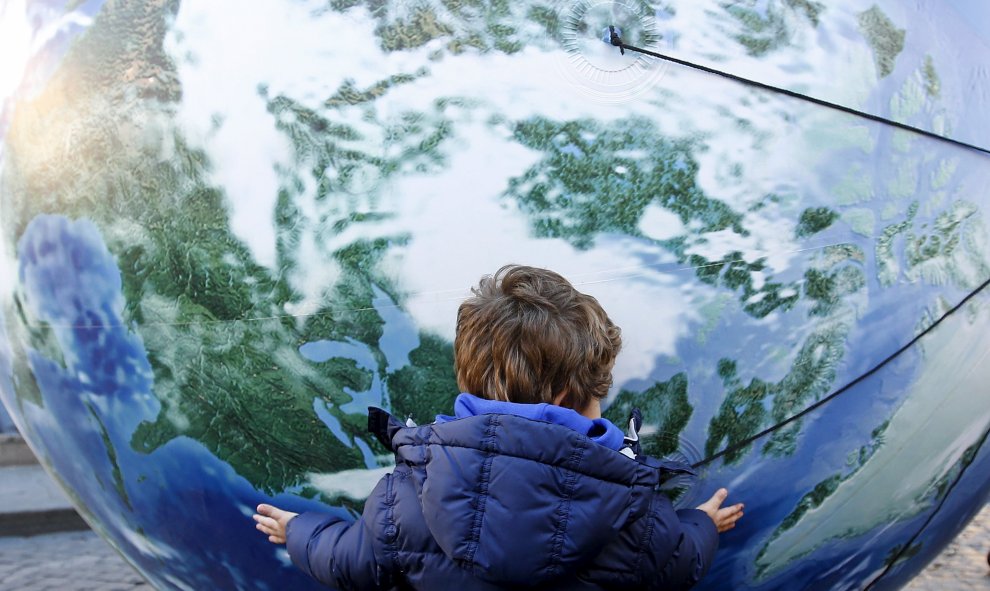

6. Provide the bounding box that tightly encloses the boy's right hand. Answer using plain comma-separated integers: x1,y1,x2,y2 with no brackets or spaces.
253,503,299,545
696,488,744,533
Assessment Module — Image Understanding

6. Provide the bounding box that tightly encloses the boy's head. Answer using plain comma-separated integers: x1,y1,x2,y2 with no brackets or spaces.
454,264,622,412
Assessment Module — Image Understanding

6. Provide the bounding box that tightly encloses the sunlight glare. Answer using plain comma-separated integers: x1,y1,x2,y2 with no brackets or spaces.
0,0,31,101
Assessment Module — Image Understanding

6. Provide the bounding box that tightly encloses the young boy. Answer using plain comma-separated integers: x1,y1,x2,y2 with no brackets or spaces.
254,265,743,590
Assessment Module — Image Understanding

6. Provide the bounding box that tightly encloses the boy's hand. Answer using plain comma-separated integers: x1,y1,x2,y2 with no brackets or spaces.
696,488,744,533
253,503,299,545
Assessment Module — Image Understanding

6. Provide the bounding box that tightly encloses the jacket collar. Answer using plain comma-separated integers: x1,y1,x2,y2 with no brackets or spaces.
433,393,626,450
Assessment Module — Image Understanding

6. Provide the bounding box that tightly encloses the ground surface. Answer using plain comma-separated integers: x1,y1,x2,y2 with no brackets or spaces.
0,530,150,590
904,504,990,591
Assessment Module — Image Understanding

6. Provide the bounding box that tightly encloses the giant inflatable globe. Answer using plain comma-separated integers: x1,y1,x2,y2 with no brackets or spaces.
2,1,989,589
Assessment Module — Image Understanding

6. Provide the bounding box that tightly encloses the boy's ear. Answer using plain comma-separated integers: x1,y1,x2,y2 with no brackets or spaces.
552,391,570,407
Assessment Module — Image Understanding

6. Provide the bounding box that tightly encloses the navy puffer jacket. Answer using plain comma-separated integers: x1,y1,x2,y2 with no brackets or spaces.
286,395,718,590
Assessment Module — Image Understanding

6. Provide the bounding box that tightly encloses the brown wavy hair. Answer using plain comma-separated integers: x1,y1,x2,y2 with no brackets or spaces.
454,265,622,411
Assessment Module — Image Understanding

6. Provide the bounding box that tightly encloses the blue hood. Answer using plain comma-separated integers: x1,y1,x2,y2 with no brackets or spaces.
435,393,626,450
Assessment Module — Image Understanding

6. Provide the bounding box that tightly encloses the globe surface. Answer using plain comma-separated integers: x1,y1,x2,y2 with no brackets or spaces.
1,1,989,589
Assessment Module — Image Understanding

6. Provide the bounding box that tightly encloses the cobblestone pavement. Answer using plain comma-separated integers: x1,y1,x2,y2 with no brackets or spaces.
0,530,150,591
904,504,990,591
0,508,987,590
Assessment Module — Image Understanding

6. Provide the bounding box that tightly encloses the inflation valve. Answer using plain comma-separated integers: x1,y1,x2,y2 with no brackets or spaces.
604,25,624,55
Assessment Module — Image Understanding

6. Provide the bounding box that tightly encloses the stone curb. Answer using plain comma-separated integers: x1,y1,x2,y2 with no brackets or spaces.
0,438,90,538
0,434,36,467
0,508,90,537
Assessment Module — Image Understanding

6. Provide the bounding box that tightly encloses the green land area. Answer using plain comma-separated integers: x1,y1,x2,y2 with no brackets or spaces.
0,0,460,496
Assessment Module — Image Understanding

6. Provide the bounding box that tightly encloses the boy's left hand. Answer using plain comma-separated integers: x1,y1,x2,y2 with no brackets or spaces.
253,503,299,545
696,488,744,533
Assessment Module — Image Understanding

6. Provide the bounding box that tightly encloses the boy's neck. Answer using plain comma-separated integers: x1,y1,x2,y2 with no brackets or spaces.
580,399,602,420
553,392,602,419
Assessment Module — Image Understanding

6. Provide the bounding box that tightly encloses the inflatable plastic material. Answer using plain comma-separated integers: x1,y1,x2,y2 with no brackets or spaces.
1,1,988,589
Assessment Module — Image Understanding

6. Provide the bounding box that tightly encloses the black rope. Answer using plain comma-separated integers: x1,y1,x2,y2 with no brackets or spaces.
606,28,990,158
691,273,990,470
863,418,990,589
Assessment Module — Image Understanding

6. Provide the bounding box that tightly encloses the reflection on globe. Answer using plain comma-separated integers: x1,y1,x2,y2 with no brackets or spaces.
1,1,989,589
